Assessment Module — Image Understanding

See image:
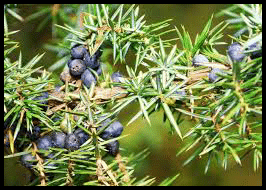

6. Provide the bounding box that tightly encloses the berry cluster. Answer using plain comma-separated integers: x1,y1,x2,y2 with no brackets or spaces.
5,45,127,172
98,117,124,156
20,129,89,169
61,45,102,88
192,41,262,83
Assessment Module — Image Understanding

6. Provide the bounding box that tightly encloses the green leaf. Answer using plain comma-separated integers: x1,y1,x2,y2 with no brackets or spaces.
127,97,159,126
253,149,262,171
6,8,24,21
162,102,182,140
48,56,70,72
183,144,205,166
175,107,212,121
199,145,217,156
24,53,45,70
137,96,151,126
4,151,31,159
204,151,215,174
55,24,87,39
117,4,123,27
166,45,177,65
177,25,193,53
239,110,247,135
95,4,102,27
224,143,242,165
122,4,135,20
111,4,123,21
111,96,138,116
24,7,50,21
158,173,180,186
101,4,109,25
192,14,213,55
158,38,166,62
221,103,241,126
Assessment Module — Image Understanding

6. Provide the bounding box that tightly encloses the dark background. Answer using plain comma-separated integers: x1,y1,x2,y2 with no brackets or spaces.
4,4,262,186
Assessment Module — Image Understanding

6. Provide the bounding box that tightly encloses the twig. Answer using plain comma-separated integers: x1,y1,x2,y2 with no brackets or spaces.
65,159,75,186
116,153,130,183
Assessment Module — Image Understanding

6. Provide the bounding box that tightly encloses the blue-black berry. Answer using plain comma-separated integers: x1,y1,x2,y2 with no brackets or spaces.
248,42,262,59
68,59,86,76
37,135,53,150
99,120,124,140
71,45,87,59
74,128,89,145
81,69,96,88
21,153,37,169
97,117,111,135
208,68,222,82
64,133,80,150
51,132,66,148
44,153,58,169
227,42,246,62
28,125,41,141
192,54,209,67
105,140,119,156
95,65,102,76
84,52,100,69
94,49,102,59
33,92,49,110
174,85,186,97
111,72,124,83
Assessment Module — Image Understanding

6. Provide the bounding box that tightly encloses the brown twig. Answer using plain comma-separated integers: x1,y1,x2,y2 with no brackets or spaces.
115,153,130,183
65,159,75,186
32,142,46,186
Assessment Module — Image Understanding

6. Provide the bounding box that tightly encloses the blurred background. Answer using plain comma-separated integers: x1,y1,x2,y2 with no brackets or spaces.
4,4,262,186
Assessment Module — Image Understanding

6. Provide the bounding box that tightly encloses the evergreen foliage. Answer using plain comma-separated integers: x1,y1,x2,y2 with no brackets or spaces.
4,4,262,186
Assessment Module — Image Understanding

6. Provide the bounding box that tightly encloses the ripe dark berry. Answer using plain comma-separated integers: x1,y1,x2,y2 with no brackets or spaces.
208,68,222,82
98,117,112,127
33,92,49,102
84,51,100,69
68,59,86,76
105,140,119,156
175,90,186,96
94,49,102,59
37,135,53,150
71,45,87,59
21,153,37,169
100,121,124,140
51,132,66,148
192,54,209,67
74,128,89,145
174,85,186,97
227,42,246,62
44,153,58,169
248,42,262,59
33,92,49,110
97,117,111,135
111,72,124,83
95,65,102,76
64,133,80,150
81,69,96,88
28,125,41,141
